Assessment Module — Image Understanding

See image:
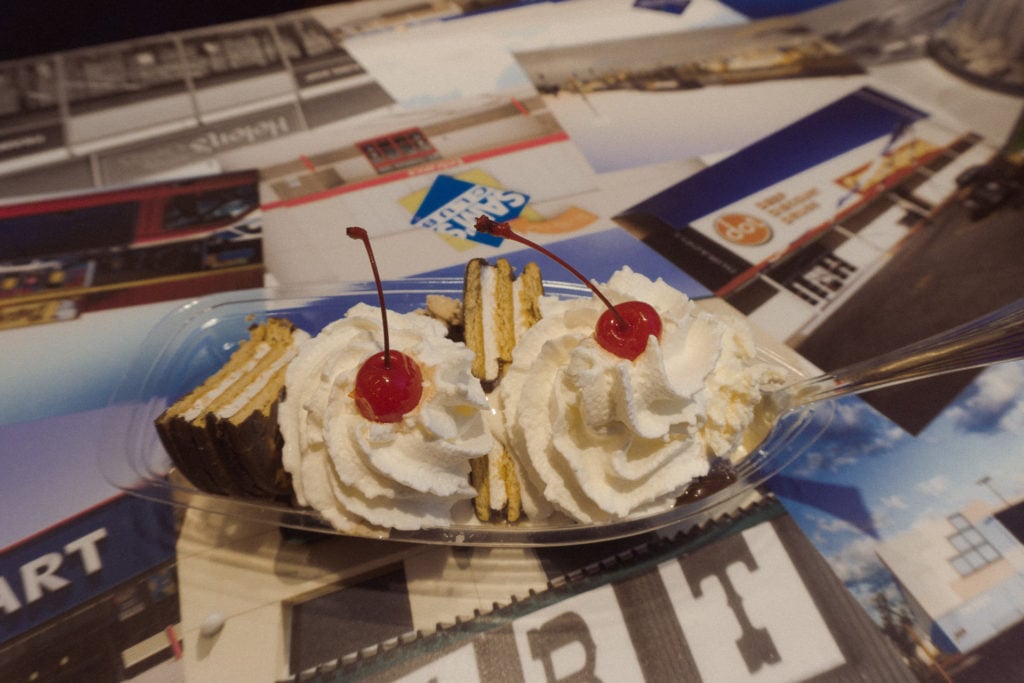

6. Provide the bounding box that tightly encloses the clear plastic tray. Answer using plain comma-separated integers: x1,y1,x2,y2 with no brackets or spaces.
98,278,833,546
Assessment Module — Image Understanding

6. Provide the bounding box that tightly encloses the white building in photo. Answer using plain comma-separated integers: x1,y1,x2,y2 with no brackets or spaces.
877,495,1024,653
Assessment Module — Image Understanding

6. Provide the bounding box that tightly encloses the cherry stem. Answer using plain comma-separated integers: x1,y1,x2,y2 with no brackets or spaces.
474,216,627,328
347,227,392,369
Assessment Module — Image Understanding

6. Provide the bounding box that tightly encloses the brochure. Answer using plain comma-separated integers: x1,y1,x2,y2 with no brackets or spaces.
616,85,1024,673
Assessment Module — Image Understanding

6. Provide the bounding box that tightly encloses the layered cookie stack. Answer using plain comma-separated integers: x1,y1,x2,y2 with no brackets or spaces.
155,317,309,499
461,258,543,522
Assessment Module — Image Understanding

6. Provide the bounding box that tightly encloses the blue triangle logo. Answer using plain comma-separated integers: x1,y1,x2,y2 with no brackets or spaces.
411,175,529,246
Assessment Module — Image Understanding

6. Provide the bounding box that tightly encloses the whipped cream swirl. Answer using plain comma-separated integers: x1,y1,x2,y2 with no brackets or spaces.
500,267,786,524
280,303,493,532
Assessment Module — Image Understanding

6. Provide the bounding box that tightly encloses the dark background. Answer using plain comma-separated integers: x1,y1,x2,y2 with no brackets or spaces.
0,1,830,61
1,1,339,60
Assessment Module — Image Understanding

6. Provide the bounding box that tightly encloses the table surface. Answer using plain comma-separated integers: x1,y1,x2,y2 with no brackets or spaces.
1,1,1023,682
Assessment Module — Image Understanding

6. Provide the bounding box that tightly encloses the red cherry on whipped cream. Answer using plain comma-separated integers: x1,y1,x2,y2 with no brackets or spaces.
352,349,423,423
347,227,424,422
474,216,662,361
595,300,662,361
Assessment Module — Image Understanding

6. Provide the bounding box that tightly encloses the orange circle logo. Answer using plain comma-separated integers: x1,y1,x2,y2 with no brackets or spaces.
714,213,773,246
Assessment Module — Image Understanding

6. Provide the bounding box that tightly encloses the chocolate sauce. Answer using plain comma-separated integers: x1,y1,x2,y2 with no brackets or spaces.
676,458,738,504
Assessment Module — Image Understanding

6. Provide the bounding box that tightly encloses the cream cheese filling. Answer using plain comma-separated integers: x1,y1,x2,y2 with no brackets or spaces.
480,266,500,380
215,342,303,419
183,342,272,422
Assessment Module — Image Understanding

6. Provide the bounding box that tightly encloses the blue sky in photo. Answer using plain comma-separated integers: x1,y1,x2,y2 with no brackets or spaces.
771,361,1024,607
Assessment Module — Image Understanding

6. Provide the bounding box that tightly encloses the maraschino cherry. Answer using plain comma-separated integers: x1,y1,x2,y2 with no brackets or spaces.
474,216,661,361
347,227,424,422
